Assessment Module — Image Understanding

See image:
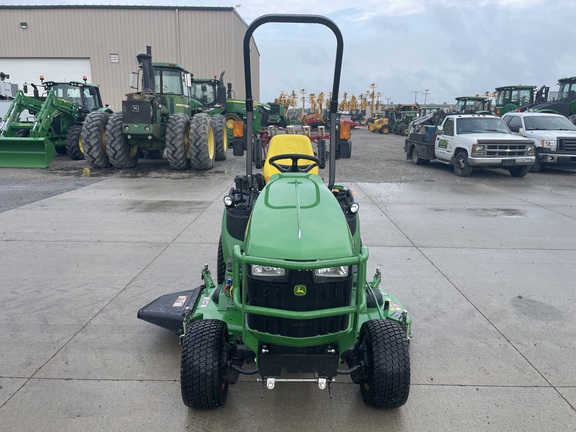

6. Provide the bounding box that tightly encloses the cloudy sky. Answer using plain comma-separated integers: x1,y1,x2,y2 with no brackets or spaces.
8,0,576,105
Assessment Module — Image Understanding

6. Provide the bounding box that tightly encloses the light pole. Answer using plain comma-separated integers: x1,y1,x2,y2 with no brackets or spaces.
412,90,419,104
422,89,430,104
300,88,306,115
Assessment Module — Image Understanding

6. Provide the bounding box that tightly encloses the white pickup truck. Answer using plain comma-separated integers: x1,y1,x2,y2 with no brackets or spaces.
404,113,535,177
502,111,576,173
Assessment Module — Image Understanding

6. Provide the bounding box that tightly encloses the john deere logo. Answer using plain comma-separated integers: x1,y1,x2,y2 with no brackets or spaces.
294,285,307,296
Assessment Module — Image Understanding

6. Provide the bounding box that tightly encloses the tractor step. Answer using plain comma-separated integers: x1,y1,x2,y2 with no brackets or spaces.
137,287,202,333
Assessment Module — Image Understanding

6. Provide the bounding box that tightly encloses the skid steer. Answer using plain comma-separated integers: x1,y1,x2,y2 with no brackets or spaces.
0,77,108,168
138,14,411,410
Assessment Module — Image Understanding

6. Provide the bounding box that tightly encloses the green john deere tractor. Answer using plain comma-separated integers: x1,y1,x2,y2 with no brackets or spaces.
493,85,540,116
0,77,108,168
454,96,492,114
191,71,275,140
521,77,576,123
138,14,411,410
81,47,226,170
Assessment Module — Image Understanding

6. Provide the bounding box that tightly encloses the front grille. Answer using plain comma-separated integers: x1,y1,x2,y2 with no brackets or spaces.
122,100,152,124
483,143,530,157
559,137,576,152
246,269,352,338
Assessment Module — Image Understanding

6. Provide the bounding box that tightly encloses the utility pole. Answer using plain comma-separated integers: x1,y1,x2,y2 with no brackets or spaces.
412,90,419,104
422,89,430,104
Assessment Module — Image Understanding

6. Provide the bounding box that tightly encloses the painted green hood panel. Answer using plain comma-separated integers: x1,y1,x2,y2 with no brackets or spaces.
245,174,354,260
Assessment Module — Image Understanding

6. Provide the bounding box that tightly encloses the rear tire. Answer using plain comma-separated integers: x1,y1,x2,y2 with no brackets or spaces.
453,150,472,177
379,125,390,134
65,124,84,160
211,114,228,161
181,320,230,409
189,113,215,170
166,113,191,170
359,320,410,409
411,146,425,165
509,165,530,177
81,111,111,168
106,113,139,168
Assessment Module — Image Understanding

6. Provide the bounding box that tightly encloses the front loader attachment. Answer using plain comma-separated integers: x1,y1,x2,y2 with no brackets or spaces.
0,136,57,168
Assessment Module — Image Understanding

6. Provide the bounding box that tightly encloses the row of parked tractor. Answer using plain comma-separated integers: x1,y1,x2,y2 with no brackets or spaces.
367,78,576,138
0,47,291,169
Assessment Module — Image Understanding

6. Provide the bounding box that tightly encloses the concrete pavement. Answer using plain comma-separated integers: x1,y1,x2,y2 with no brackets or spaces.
1,165,575,431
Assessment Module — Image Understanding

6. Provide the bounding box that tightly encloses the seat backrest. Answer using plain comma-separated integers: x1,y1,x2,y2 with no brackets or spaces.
263,134,318,181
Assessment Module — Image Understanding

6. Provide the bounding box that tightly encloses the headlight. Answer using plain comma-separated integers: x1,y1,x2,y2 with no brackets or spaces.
314,266,349,278
527,144,535,156
541,139,557,151
471,144,485,156
251,265,285,277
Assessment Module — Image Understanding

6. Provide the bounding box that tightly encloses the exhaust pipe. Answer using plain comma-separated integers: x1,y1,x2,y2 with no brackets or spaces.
137,46,155,93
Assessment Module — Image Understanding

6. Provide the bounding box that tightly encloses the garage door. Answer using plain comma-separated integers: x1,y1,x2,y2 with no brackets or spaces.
0,58,92,96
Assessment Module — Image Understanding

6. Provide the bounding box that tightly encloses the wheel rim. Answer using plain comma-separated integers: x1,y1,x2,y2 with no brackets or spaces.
222,130,228,152
207,126,215,159
129,145,139,159
78,135,85,154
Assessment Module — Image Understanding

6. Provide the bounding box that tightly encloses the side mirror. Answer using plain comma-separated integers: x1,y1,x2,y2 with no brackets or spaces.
129,72,138,90
436,125,444,133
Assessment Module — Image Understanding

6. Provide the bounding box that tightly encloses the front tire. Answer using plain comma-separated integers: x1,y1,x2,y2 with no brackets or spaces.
181,320,230,409
65,124,84,160
379,125,390,134
529,160,541,173
453,150,473,177
509,165,530,177
166,113,191,170
211,114,228,161
81,111,111,168
359,320,410,409
106,113,139,168
189,113,215,170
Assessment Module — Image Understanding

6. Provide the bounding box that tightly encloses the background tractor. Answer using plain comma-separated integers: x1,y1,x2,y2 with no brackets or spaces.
454,96,492,114
493,85,547,116
0,76,108,168
138,14,410,410
521,77,576,123
81,47,226,170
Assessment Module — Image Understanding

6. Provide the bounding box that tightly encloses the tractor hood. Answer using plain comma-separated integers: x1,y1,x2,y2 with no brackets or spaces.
244,173,354,261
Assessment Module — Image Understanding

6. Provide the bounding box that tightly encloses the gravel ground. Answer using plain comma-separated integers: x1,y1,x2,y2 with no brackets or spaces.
1,126,574,213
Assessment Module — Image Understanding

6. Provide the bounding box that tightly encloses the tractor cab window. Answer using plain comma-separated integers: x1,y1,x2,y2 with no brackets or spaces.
51,84,82,106
557,82,576,101
511,89,532,106
191,82,216,105
82,87,100,111
495,90,510,106
154,69,183,94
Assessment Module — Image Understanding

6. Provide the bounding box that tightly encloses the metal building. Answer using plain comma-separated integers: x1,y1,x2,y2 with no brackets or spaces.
0,5,260,111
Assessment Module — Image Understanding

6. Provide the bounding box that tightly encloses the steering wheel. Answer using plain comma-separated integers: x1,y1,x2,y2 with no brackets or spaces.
267,153,320,174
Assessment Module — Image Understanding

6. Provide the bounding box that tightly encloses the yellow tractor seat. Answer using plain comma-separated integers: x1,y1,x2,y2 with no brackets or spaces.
263,134,319,182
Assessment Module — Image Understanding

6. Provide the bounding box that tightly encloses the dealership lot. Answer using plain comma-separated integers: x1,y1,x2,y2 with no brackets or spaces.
1,128,575,431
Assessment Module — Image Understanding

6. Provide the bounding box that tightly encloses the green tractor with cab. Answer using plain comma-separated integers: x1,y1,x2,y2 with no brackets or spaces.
0,77,109,168
138,14,411,410
81,47,226,170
